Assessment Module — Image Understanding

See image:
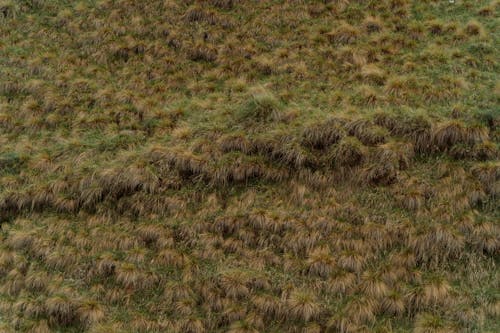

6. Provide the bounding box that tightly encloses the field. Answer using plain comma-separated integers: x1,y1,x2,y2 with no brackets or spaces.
0,0,499,332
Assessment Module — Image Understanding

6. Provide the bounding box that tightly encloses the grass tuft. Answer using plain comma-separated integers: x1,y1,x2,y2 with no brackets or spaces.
237,87,283,122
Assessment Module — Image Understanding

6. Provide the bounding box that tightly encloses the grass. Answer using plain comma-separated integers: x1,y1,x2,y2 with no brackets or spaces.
0,0,498,332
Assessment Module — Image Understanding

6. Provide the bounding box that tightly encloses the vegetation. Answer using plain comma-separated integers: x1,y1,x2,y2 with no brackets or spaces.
0,0,498,332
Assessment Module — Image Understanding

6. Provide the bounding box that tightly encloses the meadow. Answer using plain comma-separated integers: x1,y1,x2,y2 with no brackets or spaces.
0,0,498,332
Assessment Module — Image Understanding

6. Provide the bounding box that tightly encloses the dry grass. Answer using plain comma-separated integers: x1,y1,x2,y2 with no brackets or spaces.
0,0,498,332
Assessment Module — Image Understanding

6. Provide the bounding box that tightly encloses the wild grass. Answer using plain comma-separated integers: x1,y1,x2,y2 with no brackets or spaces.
0,0,498,332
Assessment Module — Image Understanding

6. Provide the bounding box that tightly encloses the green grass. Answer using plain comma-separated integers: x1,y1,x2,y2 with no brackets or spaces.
0,0,498,332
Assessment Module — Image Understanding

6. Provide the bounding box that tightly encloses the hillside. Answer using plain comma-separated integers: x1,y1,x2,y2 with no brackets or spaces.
0,0,499,332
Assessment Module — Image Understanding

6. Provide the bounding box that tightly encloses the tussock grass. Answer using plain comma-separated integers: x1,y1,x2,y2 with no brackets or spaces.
237,87,283,123
327,136,366,168
326,22,360,45
301,119,345,150
0,0,498,332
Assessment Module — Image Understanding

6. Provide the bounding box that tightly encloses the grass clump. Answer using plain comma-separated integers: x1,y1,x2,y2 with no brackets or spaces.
326,22,360,45
237,87,283,123
0,152,24,174
328,136,366,168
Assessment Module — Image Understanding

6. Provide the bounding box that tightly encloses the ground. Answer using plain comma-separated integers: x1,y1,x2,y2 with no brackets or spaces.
0,0,498,332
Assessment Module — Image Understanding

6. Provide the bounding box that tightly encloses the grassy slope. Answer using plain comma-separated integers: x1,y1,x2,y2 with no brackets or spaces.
0,0,499,332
